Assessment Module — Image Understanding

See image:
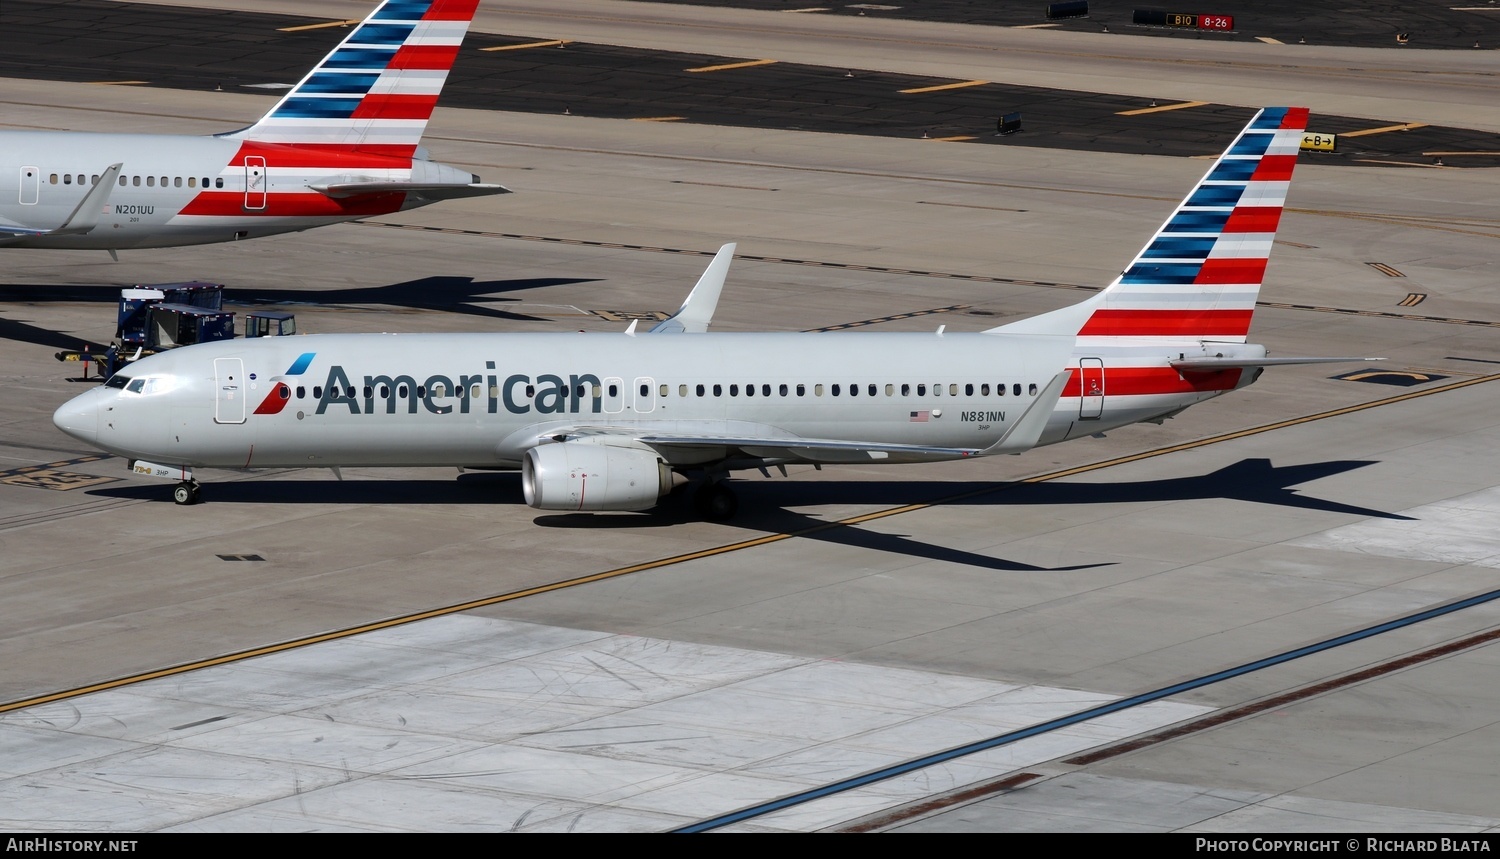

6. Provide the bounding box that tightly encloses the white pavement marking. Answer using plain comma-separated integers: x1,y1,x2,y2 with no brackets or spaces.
0,615,1210,832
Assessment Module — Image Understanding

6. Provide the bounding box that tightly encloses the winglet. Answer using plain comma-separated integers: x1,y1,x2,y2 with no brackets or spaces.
50,163,123,236
0,163,124,242
979,370,1070,455
649,243,737,334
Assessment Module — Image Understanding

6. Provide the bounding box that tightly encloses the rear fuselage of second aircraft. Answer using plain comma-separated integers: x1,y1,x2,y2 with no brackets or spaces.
52,331,1251,471
0,131,478,249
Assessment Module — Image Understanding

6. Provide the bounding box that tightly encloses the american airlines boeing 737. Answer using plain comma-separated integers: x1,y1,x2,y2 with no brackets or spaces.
54,107,1362,519
0,0,505,256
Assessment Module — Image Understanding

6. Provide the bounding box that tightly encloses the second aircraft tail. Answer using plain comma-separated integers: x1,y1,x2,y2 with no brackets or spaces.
221,0,480,156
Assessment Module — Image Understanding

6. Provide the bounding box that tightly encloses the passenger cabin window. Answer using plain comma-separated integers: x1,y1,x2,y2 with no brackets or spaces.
146,176,154,187
49,174,58,184
215,178,224,189
1029,383,1038,395
1013,384,1022,396
188,177,197,188
118,175,127,186
63,175,72,185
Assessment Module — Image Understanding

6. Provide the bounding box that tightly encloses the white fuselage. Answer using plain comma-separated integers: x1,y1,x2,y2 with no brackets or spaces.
0,131,473,249
53,330,1245,471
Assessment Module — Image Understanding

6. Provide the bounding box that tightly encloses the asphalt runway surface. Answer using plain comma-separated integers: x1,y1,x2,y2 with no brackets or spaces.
638,0,1500,49
3,0,1499,164
1,0,1499,833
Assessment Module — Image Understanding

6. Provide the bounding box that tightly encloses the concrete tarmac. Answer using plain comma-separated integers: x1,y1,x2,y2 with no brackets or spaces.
1,4,1498,833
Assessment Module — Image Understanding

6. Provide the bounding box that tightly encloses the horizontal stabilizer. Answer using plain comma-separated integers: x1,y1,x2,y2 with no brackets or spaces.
308,182,510,200
1172,356,1383,371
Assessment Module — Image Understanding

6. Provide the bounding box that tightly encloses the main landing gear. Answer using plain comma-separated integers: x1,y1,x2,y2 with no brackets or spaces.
692,480,738,521
172,480,201,505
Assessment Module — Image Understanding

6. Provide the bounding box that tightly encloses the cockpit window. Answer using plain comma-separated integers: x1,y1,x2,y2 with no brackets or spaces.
105,375,131,389
126,378,146,393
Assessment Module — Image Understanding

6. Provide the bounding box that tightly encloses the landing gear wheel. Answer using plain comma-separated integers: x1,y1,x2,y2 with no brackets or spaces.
693,482,738,521
173,480,201,506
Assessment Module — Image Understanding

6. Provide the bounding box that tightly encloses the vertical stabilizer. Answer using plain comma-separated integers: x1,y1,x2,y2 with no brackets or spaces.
988,107,1309,341
221,0,480,156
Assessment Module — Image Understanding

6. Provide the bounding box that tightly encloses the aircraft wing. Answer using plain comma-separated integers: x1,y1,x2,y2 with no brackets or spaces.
544,423,979,465
546,369,1072,465
308,181,510,200
0,163,122,243
636,433,981,464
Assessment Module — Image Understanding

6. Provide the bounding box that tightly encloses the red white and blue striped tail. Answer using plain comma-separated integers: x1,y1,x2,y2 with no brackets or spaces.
222,0,480,157
1080,106,1309,343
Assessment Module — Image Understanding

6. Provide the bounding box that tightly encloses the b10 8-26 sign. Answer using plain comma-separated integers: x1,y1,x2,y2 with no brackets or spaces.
1133,11,1235,31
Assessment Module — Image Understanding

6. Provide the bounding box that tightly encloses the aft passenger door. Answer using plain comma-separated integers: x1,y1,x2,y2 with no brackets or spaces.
214,357,246,424
244,156,266,210
1078,357,1104,419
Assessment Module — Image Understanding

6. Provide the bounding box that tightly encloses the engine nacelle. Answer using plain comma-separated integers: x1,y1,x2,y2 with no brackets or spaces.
522,442,672,511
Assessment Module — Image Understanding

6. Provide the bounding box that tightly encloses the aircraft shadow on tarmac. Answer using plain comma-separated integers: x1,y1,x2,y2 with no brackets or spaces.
88,458,1409,574
0,274,600,349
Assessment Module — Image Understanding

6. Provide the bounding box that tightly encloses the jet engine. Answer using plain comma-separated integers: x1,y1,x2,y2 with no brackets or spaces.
522,442,672,512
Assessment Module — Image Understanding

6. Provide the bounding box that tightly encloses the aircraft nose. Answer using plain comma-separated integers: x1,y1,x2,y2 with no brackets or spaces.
53,387,102,446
